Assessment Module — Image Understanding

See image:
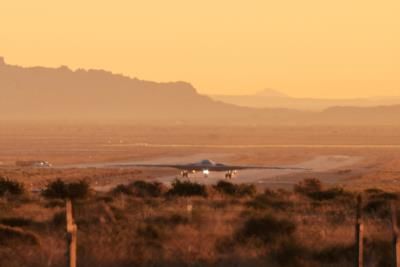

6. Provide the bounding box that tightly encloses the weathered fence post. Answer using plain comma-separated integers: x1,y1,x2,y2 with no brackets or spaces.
66,199,77,267
355,195,363,267
392,202,400,267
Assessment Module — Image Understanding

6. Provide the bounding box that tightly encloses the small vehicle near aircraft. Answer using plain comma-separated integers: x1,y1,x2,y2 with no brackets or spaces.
113,159,308,179
16,160,52,168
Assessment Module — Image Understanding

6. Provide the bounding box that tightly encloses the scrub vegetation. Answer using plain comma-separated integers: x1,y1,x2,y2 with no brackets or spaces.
0,177,398,267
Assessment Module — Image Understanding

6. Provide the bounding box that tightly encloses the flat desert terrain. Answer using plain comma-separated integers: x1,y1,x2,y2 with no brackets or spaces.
2,123,400,267
1,123,400,191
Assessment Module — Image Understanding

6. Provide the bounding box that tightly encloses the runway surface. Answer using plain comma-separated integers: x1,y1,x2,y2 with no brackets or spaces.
70,153,363,189
153,155,362,185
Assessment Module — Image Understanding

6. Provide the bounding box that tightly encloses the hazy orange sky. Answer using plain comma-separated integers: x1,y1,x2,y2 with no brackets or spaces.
1,0,399,98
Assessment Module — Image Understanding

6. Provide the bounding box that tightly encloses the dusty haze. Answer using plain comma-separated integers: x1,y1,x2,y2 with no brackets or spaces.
1,57,400,125
1,0,399,98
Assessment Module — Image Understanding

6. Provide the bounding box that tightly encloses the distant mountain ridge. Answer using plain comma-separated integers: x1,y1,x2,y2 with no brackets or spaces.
0,57,255,122
1,57,400,125
255,88,289,98
212,89,400,111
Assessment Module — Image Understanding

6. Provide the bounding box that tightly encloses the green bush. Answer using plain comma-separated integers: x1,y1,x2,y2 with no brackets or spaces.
42,179,89,199
0,176,25,196
167,179,207,197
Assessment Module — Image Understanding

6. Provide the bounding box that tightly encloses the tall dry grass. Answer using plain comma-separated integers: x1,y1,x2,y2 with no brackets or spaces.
0,178,398,266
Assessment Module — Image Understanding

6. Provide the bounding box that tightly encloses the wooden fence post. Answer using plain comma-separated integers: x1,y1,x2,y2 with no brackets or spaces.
66,199,77,267
355,195,363,267
392,202,400,267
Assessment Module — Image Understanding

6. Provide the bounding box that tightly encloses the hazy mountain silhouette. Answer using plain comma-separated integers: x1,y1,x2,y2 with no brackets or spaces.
212,90,400,111
1,57,400,125
0,57,279,122
255,88,289,98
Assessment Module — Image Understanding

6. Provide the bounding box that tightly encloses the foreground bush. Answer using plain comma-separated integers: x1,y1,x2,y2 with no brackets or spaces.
0,224,40,245
247,190,293,211
294,178,322,195
167,179,207,197
42,179,89,199
213,180,256,197
307,187,348,201
131,180,164,197
0,176,25,196
111,180,164,197
111,184,133,196
294,178,351,201
236,213,296,244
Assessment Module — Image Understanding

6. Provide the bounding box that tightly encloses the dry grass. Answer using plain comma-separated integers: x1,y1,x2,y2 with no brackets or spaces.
0,178,398,267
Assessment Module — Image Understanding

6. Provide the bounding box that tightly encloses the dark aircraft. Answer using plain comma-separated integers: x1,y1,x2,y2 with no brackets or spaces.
113,159,309,179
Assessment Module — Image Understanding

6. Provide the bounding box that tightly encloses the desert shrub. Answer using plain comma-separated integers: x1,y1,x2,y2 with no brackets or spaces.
112,184,133,196
313,243,354,263
307,187,347,201
213,180,236,195
145,213,189,227
44,199,65,208
0,176,25,196
52,211,66,227
273,240,314,267
363,199,390,218
326,209,347,225
295,178,351,202
131,180,163,197
215,237,236,253
236,184,256,197
136,224,164,240
247,193,292,211
364,188,385,195
294,178,322,195
364,238,392,267
42,179,89,199
362,190,397,218
42,179,68,198
236,213,296,245
369,191,398,201
213,181,256,197
167,179,207,197
0,224,40,245
96,195,113,203
0,217,35,227
68,180,90,199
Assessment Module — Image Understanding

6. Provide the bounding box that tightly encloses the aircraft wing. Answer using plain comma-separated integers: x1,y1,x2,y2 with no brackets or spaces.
111,163,310,171
111,163,195,170
211,165,311,171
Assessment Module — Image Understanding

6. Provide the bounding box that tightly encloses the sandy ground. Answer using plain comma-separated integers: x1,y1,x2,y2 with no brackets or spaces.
3,123,400,191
